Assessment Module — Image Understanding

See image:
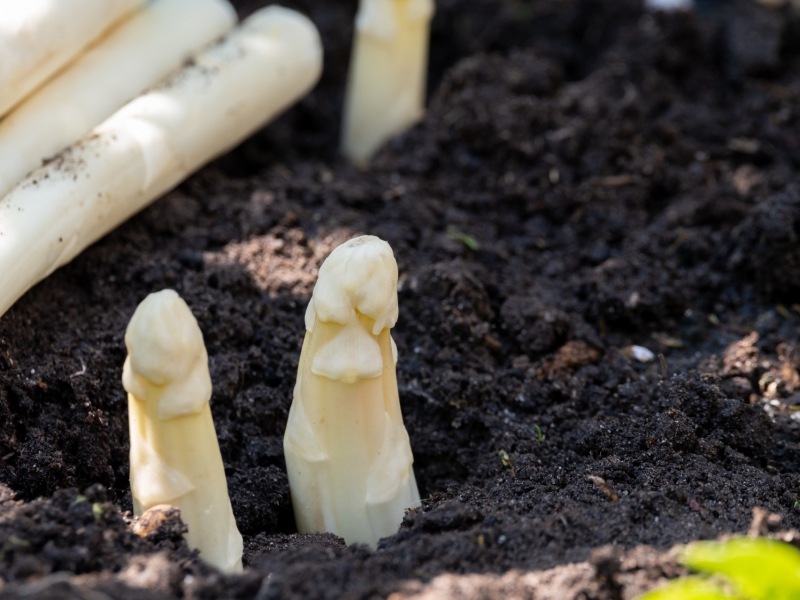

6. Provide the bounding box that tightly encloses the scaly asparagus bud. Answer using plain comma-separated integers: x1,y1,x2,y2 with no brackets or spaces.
123,289,243,573
284,235,421,548
341,0,435,164
0,0,238,198
0,6,322,319
0,0,146,118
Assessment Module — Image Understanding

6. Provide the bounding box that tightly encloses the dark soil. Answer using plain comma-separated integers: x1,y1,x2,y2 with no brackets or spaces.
2,0,800,598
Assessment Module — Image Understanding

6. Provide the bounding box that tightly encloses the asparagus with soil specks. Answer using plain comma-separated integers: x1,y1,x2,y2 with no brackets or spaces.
0,0,237,198
0,5,322,319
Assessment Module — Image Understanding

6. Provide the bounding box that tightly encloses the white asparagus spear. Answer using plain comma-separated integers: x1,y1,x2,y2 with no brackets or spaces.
284,235,421,548
0,0,147,118
124,289,243,573
0,5,322,319
0,0,238,198
341,0,435,164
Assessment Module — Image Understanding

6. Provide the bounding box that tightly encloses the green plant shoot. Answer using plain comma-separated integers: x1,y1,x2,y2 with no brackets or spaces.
681,537,800,600
639,577,735,600
639,537,800,600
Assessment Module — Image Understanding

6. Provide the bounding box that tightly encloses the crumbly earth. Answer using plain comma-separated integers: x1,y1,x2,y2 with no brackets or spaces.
2,0,800,598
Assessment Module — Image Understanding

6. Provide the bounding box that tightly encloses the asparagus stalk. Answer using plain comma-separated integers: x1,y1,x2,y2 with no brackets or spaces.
341,0,435,164
124,289,242,573
284,235,421,548
0,0,147,118
0,0,238,198
0,5,322,319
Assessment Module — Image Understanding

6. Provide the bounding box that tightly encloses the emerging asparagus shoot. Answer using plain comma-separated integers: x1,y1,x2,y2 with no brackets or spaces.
123,290,243,573
284,235,421,548
341,0,435,164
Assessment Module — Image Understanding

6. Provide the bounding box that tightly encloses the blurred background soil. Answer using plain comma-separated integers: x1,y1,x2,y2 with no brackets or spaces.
2,0,800,598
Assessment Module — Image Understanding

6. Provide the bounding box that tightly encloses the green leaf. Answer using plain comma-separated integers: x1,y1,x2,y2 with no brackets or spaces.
681,537,800,600
446,226,479,250
498,449,512,468
639,577,735,600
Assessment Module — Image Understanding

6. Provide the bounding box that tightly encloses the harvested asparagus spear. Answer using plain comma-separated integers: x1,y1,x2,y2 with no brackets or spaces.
0,5,322,319
124,289,243,573
284,235,421,548
0,0,238,198
0,0,146,118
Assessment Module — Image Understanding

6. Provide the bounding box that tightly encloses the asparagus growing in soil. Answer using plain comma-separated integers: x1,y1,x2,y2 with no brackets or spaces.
124,289,243,573
0,0,146,118
0,6,322,319
284,235,421,548
0,0,237,198
341,0,435,164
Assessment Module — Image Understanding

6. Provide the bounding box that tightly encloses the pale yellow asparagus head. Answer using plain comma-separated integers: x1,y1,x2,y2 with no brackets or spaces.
356,0,435,39
305,235,398,383
286,235,420,546
122,289,211,419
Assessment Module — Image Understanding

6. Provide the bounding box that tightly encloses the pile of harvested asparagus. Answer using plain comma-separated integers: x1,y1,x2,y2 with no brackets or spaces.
0,0,323,316
0,0,435,319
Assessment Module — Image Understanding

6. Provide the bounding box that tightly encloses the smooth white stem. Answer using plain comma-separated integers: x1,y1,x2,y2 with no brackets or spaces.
0,0,237,199
341,0,434,164
0,6,322,319
0,0,147,118
285,236,420,548
124,289,242,573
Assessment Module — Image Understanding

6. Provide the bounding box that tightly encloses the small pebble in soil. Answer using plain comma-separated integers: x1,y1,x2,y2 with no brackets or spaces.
628,345,656,363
